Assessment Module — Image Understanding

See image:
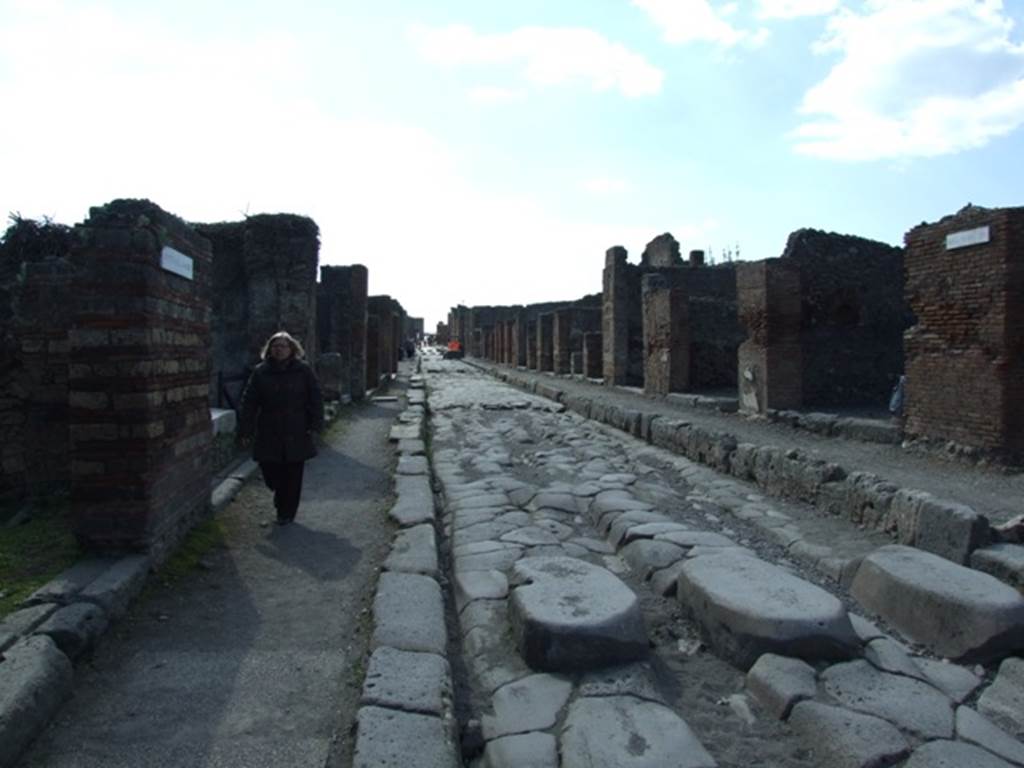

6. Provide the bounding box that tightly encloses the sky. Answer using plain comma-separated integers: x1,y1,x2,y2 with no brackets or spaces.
1,0,1022,329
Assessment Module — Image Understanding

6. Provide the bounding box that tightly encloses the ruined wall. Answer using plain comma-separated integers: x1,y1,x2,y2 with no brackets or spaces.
688,265,742,390
0,219,74,501
196,215,320,409
70,199,212,556
782,229,907,407
903,205,1024,458
317,264,368,402
602,247,643,386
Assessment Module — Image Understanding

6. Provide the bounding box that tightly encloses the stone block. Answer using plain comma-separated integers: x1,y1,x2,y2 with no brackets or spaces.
482,674,572,739
78,555,150,620
33,602,108,660
384,524,439,577
483,732,558,768
0,636,73,768
788,701,909,768
509,557,647,671
361,647,451,716
353,706,458,768
971,544,1024,589
677,552,858,669
372,572,447,655
956,705,1024,766
851,545,1024,661
978,657,1024,738
746,653,817,720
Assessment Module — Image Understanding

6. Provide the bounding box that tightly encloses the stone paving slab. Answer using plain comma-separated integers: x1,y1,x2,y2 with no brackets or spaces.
903,739,1014,768
788,700,910,768
851,545,1024,661
383,523,439,577
482,673,573,739
956,705,1024,766
482,732,558,768
0,604,58,653
677,551,859,669
22,559,112,607
389,474,436,527
371,572,446,655
397,454,430,476
509,556,647,671
560,696,717,768
745,653,817,720
972,543,1024,590
978,657,1024,738
353,706,459,768
360,647,451,716
821,659,954,740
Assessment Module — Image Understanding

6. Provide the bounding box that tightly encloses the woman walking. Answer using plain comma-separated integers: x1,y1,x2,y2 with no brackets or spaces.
238,331,324,525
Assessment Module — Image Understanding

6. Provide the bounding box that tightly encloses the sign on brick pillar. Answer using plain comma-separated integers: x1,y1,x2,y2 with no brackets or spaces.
583,332,603,379
602,246,630,384
903,205,1024,457
537,313,555,372
642,272,690,396
243,214,319,363
553,308,574,375
366,314,381,391
349,265,368,400
525,322,537,369
736,259,801,413
69,199,212,557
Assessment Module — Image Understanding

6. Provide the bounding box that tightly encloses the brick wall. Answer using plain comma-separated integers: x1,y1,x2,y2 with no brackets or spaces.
903,205,1024,458
0,219,74,501
642,271,690,395
69,199,212,557
782,228,907,407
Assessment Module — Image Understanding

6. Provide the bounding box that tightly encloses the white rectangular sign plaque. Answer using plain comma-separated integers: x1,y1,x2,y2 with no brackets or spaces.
160,245,194,280
946,225,990,251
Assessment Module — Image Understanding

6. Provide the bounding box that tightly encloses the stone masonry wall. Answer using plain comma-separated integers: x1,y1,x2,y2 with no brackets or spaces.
69,199,212,557
688,265,742,390
317,264,368,402
782,228,907,407
0,219,75,501
197,215,320,410
903,205,1024,458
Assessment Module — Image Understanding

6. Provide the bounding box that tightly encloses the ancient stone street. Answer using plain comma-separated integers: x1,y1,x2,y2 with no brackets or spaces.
408,354,1024,768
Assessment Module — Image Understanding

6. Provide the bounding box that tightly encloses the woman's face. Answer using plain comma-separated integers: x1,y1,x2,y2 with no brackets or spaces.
269,339,293,362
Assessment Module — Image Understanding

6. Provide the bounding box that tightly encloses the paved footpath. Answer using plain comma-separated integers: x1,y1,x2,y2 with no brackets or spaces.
13,394,400,768
423,356,1024,768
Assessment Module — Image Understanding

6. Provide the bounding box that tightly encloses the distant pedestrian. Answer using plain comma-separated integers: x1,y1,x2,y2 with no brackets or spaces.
238,331,324,525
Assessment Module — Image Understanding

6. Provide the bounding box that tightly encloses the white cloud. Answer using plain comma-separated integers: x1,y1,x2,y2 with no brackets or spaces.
632,0,770,47
755,0,840,19
581,176,631,195
408,24,664,98
467,85,527,105
793,0,1024,160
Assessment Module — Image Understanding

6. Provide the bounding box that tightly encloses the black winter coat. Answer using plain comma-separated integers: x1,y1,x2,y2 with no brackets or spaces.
238,358,324,463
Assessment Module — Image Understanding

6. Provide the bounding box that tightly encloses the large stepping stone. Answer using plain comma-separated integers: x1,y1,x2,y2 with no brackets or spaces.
851,545,1024,661
677,552,859,669
509,557,647,671
821,660,954,739
560,696,716,768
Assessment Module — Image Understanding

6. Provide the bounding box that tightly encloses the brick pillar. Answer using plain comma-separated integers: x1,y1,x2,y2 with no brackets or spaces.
553,308,574,375
642,271,690,395
513,310,528,367
602,246,630,384
537,313,554,372
504,321,514,365
349,266,368,400
243,215,319,362
570,352,583,375
366,314,381,391
525,322,537,369
904,206,1024,456
736,260,802,413
583,332,603,379
69,199,212,556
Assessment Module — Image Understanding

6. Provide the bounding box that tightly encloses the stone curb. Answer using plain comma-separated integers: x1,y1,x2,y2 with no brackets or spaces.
0,456,261,768
353,375,460,768
478,362,995,572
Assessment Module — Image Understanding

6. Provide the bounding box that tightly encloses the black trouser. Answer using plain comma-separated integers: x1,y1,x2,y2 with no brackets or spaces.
260,461,305,521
